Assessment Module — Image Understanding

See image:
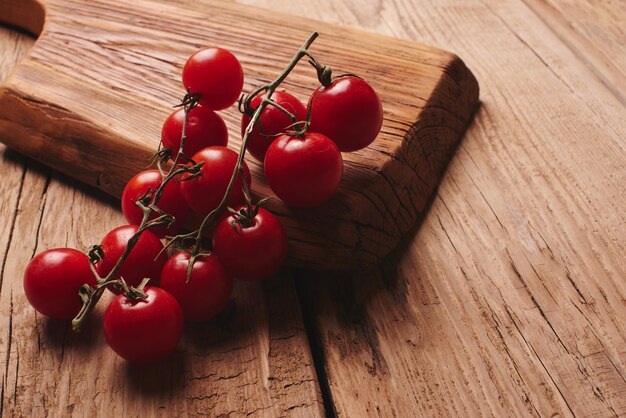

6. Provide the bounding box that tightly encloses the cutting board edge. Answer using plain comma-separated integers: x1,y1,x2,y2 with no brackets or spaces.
0,0,45,37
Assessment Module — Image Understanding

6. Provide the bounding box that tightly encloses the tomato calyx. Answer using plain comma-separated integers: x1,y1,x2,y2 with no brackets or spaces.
118,277,150,302
238,86,268,117
224,164,271,231
305,50,334,87
223,165,259,230
153,90,203,166
306,50,364,89
229,207,255,229
94,276,151,302
87,244,105,265
173,248,215,284
227,201,265,231
175,90,202,109
289,118,310,138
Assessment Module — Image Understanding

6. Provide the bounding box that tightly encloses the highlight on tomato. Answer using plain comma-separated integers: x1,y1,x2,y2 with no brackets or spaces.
264,132,343,208
103,287,183,363
23,248,97,319
96,225,167,292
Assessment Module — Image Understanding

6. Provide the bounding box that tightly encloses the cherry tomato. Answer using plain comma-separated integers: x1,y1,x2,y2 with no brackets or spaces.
121,170,188,238
213,206,287,281
103,287,183,363
180,146,251,216
182,47,244,111
23,248,97,319
97,225,167,292
161,106,228,159
308,76,383,152
241,91,307,162
264,132,343,208
160,251,233,321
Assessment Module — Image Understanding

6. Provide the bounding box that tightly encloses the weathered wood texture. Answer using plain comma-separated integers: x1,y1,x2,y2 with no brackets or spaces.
0,0,478,271
234,0,626,417
2,0,626,417
522,0,626,105
0,28,323,418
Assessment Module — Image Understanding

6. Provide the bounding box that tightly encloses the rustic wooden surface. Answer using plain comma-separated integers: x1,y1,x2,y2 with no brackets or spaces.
1,0,625,417
0,0,479,271
522,0,626,105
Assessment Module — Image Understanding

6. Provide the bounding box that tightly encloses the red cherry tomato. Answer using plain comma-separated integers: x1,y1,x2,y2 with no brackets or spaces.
121,170,188,238
182,47,244,111
160,251,233,321
161,106,228,159
103,287,183,363
213,206,287,281
308,76,383,152
23,248,97,319
97,225,167,292
180,146,251,216
241,91,307,162
264,132,343,208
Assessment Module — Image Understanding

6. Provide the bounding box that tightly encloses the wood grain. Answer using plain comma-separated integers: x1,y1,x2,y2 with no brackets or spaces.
0,26,324,418
0,0,479,271
236,0,626,416
522,0,626,105
2,0,626,417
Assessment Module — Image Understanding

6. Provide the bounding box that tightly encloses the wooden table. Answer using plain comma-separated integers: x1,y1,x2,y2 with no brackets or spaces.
1,0,624,416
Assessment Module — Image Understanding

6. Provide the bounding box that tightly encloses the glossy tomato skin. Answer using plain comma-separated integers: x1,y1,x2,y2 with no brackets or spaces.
160,251,233,321
241,91,307,162
161,106,228,158
213,207,287,281
103,287,183,363
23,248,97,319
308,76,383,152
121,170,188,238
180,146,251,216
97,225,167,292
264,133,343,208
182,48,244,111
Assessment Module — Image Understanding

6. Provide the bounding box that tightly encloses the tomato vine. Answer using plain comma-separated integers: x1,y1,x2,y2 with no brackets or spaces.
71,31,323,332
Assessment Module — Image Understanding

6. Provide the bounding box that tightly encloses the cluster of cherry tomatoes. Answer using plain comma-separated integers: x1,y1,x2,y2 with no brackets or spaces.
23,36,382,364
245,73,383,208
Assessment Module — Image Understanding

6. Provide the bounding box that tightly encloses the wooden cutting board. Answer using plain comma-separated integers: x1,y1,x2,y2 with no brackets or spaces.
0,0,479,270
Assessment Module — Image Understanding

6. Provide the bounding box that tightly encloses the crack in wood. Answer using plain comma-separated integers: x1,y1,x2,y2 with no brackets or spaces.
0,161,26,292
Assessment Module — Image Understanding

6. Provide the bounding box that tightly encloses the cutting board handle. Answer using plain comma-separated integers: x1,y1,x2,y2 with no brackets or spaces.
0,0,45,36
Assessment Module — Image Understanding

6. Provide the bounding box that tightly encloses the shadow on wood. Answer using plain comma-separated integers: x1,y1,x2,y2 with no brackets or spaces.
125,350,187,397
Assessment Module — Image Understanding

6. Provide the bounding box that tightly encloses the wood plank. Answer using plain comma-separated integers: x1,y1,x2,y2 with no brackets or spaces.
0,0,478,271
236,0,626,416
0,26,324,417
522,0,626,105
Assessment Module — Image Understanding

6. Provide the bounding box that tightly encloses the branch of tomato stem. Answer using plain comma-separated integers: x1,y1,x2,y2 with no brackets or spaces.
185,31,320,274
71,212,181,332
72,104,201,332
254,98,299,125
